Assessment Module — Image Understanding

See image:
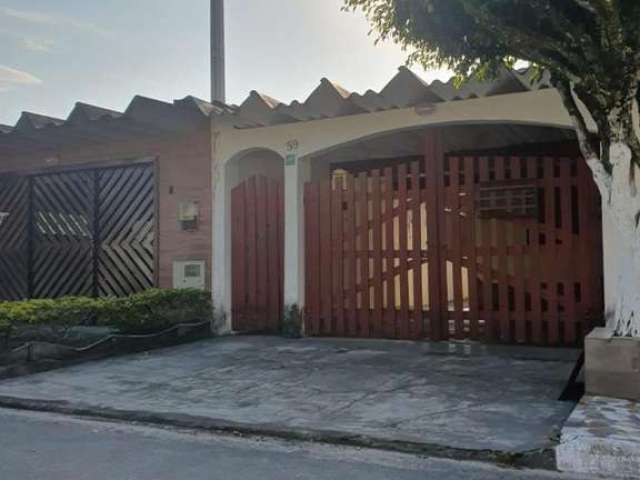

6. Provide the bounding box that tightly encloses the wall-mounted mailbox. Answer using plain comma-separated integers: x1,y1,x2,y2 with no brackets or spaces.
172,260,206,290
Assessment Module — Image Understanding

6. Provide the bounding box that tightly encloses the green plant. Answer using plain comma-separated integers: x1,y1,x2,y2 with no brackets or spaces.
0,313,11,342
97,289,213,334
0,289,213,338
281,304,303,339
0,296,98,327
0,296,102,343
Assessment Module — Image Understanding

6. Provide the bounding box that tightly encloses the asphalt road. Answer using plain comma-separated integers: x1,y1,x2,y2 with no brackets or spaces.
0,408,585,480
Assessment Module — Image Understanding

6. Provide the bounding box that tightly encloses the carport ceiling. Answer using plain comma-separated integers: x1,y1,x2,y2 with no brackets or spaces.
312,125,577,165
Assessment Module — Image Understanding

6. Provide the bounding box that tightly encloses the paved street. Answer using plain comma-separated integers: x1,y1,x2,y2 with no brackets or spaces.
0,408,588,480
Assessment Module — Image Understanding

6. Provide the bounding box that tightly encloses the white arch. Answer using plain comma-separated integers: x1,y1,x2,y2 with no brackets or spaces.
213,89,585,170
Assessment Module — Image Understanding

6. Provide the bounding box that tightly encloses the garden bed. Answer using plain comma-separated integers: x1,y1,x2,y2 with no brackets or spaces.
0,289,214,379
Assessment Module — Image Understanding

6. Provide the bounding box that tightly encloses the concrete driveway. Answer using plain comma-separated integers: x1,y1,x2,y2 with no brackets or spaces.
0,336,578,454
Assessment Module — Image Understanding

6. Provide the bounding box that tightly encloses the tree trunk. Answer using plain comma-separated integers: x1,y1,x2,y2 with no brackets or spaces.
611,245,640,336
600,142,640,337
554,62,640,339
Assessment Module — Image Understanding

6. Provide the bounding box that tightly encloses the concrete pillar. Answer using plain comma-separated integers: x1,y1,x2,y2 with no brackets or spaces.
212,158,239,333
283,156,310,311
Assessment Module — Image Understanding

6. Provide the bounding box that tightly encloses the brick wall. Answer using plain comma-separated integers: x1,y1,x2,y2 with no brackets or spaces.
0,127,212,290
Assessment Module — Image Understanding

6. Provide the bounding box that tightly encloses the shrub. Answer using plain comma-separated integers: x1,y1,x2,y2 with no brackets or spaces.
0,315,11,337
281,304,303,339
0,289,213,337
0,297,98,328
0,296,100,344
0,307,11,348
98,289,213,334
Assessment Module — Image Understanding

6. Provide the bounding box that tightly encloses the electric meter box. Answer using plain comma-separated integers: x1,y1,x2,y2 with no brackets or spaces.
172,260,207,290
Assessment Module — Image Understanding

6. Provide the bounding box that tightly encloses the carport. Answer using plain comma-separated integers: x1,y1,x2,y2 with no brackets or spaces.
212,67,605,345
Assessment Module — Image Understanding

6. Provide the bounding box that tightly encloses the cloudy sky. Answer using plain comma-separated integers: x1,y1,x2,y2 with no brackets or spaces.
0,0,450,125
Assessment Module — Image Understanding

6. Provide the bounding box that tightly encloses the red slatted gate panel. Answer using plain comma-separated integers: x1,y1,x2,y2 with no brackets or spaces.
304,151,602,345
231,175,284,333
445,154,603,345
304,165,436,340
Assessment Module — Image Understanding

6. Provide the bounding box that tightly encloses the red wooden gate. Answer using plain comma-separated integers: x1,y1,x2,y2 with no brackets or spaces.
231,175,284,333
304,139,603,345
305,162,436,339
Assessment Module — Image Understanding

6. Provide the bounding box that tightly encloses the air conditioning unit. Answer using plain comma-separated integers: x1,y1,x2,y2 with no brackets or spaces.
173,260,206,290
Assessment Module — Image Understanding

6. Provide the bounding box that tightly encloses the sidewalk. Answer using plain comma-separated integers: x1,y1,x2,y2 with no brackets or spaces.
558,395,640,479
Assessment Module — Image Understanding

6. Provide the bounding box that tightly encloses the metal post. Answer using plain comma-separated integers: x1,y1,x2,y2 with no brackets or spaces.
211,0,226,103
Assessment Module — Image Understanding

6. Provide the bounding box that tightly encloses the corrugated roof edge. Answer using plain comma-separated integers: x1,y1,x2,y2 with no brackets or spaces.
0,67,552,136
0,95,216,137
215,66,553,129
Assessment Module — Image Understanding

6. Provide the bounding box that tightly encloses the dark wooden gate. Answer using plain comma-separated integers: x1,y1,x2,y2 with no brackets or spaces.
31,170,96,298
304,140,603,345
0,162,156,300
231,175,284,333
96,165,155,296
0,175,29,300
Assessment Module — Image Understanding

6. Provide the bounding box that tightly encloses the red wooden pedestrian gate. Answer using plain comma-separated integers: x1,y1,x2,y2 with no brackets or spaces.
231,175,284,333
304,139,603,345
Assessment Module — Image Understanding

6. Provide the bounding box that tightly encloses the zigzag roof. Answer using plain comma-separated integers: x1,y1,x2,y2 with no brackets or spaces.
0,95,220,138
215,67,552,129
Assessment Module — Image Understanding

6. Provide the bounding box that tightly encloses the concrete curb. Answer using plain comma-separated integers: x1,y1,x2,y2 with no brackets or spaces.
0,394,557,471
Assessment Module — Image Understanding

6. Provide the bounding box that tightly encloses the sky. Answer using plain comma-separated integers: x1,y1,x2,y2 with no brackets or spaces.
0,0,451,126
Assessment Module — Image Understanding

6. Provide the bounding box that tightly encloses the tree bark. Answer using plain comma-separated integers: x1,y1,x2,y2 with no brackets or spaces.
604,141,640,336
610,240,640,337
558,78,640,337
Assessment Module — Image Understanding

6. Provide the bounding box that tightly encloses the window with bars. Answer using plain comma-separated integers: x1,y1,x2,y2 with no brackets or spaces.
475,180,538,219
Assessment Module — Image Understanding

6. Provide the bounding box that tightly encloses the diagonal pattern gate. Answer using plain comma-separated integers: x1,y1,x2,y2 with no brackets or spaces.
32,171,95,298
0,162,155,300
98,165,155,297
0,175,29,300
